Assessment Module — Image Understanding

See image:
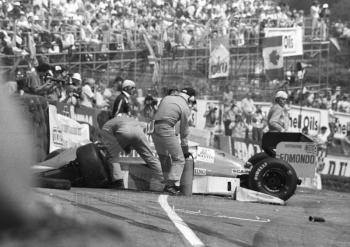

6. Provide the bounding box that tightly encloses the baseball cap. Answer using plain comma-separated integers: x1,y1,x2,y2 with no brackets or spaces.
122,79,135,88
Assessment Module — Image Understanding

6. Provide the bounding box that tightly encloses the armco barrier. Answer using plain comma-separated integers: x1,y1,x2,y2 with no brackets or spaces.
321,175,350,192
17,95,109,162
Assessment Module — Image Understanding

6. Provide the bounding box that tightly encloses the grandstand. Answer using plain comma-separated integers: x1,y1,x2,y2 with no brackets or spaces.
0,0,331,100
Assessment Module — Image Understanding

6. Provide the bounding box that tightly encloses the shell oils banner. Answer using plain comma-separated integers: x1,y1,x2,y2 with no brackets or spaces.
209,35,230,79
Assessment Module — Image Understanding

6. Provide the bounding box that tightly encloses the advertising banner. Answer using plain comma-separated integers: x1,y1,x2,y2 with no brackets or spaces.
48,105,90,152
209,35,230,78
231,137,262,162
321,155,350,177
264,27,303,57
332,111,350,139
54,102,106,128
257,103,328,136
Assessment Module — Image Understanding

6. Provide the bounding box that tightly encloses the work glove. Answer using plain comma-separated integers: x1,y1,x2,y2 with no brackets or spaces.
181,145,191,159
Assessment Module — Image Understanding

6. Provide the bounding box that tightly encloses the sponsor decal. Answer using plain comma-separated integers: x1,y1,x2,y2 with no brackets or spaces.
285,144,302,149
194,168,207,176
197,147,215,164
279,154,316,164
232,169,250,174
276,142,317,178
305,144,317,154
254,162,268,181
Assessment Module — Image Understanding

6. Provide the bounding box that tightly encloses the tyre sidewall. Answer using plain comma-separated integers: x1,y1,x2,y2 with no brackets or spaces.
248,158,298,201
247,152,270,166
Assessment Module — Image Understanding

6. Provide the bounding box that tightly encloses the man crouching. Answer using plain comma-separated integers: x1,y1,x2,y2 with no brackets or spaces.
101,80,163,191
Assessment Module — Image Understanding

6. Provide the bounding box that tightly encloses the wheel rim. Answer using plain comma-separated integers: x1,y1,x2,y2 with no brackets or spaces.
261,168,287,193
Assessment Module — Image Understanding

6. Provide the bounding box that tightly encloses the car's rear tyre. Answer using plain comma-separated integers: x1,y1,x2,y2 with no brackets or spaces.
248,157,298,201
76,143,111,188
247,152,270,166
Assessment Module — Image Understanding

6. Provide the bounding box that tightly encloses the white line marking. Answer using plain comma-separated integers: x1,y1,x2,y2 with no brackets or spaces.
158,195,205,247
175,208,270,223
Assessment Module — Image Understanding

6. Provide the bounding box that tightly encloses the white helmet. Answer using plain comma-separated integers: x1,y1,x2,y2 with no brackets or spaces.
275,91,288,99
122,79,135,89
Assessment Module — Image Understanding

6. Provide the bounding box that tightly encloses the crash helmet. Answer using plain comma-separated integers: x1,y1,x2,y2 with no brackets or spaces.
275,91,288,99
122,79,136,89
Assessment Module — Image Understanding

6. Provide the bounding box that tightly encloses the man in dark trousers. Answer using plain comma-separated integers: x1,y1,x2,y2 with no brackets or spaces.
152,87,196,195
112,79,136,117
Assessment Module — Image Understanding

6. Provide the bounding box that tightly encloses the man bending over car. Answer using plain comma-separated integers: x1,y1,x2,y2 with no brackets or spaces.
100,80,163,191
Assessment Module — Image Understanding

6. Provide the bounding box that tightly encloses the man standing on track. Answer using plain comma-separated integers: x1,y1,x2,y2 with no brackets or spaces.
267,91,289,132
152,87,196,195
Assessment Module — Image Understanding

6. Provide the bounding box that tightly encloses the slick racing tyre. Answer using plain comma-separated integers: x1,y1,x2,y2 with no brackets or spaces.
76,143,111,188
248,157,298,201
246,152,269,167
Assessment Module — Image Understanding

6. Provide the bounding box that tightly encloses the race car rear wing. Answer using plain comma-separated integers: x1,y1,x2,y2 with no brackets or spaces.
262,132,314,157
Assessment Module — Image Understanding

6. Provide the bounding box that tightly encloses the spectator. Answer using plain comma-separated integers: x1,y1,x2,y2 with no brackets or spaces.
316,126,329,149
95,82,109,110
80,77,95,108
71,72,82,87
141,94,158,122
319,3,330,40
252,107,266,143
337,96,350,113
310,1,320,40
222,85,233,108
223,103,237,136
230,114,247,139
241,92,256,121
203,104,218,129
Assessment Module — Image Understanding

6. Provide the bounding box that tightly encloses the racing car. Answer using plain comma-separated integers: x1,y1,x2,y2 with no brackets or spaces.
34,131,317,201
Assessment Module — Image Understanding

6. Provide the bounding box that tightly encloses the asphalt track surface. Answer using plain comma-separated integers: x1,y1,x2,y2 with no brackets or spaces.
34,187,350,247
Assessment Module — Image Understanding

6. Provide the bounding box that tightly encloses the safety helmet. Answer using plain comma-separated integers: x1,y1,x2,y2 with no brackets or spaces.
180,87,196,97
122,79,135,89
275,91,288,99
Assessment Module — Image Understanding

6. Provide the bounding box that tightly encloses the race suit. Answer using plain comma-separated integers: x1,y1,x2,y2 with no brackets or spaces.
267,104,289,132
152,95,191,186
101,115,163,190
112,91,131,117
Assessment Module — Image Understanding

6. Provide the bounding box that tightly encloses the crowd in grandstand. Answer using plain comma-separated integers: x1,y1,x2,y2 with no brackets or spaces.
0,0,326,58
